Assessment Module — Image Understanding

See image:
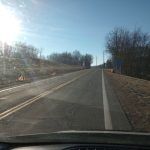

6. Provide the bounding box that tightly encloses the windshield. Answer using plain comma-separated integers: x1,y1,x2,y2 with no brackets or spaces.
0,0,149,138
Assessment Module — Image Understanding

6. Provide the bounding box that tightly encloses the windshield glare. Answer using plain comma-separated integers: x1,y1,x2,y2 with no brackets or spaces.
0,0,149,138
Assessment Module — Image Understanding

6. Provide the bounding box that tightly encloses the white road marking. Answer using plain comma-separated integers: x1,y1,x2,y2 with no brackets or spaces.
0,71,89,120
0,70,83,93
0,83,27,93
102,69,113,130
0,97,7,100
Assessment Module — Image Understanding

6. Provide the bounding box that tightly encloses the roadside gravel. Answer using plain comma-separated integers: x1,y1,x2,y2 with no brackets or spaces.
105,70,150,132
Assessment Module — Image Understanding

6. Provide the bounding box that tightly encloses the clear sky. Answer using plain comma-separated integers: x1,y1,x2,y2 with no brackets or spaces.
2,0,150,65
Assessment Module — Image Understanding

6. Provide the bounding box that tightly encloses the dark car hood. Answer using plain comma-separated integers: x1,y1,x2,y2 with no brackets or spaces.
0,130,150,146
0,131,150,145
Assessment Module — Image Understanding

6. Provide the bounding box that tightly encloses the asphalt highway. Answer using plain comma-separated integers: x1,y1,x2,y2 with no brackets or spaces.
0,69,131,136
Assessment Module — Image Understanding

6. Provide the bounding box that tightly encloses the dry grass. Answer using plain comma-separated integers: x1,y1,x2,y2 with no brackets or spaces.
0,59,82,89
105,70,150,132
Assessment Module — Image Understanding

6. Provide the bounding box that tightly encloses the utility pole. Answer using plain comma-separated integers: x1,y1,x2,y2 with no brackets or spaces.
2,42,6,75
96,56,97,66
103,51,105,68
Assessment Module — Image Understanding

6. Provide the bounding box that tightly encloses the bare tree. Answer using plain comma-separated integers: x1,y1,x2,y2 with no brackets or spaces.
47,51,93,68
106,27,150,79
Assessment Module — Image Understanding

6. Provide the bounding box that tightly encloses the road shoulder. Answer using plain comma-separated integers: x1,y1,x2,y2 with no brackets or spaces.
105,70,150,132
103,70,132,131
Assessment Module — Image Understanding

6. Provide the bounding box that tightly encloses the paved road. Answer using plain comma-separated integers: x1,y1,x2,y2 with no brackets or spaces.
0,69,131,136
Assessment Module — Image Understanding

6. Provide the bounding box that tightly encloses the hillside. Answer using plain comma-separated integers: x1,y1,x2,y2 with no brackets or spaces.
0,57,83,89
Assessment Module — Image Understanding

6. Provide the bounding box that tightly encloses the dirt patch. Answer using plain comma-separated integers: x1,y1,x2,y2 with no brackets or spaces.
105,70,150,132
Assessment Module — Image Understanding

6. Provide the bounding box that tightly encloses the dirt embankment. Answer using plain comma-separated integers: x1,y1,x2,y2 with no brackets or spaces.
0,58,83,89
105,70,150,132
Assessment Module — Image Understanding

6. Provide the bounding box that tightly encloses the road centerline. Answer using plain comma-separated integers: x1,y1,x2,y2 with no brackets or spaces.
0,70,90,120
102,69,113,130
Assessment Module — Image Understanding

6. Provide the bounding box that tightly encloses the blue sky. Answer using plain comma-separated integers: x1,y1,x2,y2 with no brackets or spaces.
5,0,150,65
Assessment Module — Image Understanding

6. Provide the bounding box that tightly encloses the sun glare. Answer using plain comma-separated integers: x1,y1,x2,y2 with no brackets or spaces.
0,3,21,43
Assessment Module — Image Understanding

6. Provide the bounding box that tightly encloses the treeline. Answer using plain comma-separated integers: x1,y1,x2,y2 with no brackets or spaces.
47,51,93,68
106,27,150,79
0,41,93,68
0,42,39,59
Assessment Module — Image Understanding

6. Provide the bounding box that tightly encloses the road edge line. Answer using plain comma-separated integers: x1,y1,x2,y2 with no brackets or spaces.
0,70,84,94
102,69,113,130
0,70,89,120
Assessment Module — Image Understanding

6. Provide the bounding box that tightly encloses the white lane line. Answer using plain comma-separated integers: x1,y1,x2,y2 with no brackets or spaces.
0,83,27,93
0,71,89,120
0,76,63,93
0,97,7,100
0,70,83,93
102,69,113,130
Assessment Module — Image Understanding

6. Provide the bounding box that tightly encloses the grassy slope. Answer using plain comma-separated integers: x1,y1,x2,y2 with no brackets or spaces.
0,57,83,88
105,70,150,132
